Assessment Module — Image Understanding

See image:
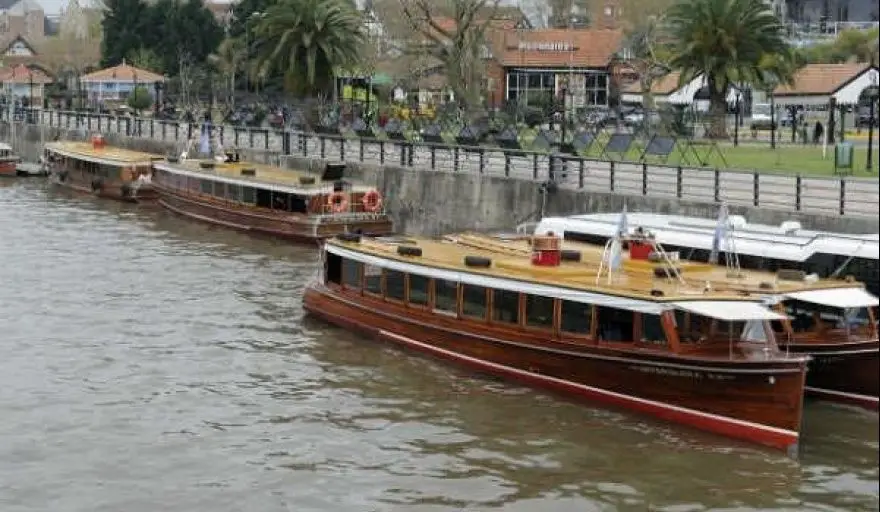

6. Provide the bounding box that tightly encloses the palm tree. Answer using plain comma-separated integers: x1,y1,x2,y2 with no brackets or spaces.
666,0,794,138
252,0,365,97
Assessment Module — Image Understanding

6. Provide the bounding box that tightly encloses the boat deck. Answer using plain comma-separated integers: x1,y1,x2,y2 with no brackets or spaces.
445,233,861,297
45,141,162,165
161,159,373,194
339,235,810,302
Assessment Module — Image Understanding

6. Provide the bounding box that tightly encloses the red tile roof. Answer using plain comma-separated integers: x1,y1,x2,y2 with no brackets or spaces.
80,61,165,83
774,63,874,96
0,64,53,84
496,29,623,69
622,71,683,94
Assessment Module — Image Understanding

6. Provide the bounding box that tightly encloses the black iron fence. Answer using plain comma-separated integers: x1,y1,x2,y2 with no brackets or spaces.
8,108,879,219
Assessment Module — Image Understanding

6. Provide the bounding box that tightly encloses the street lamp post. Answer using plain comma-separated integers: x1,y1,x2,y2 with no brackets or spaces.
867,86,878,172
734,91,741,147
770,89,777,149
28,68,34,121
560,87,568,149
245,11,264,94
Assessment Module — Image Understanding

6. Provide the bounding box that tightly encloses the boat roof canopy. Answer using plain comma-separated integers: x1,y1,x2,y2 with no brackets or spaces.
784,288,879,309
0,142,12,151
672,301,787,321
328,242,787,320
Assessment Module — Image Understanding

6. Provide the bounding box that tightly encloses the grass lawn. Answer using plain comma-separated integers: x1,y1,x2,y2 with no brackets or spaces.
582,143,880,178
341,126,879,178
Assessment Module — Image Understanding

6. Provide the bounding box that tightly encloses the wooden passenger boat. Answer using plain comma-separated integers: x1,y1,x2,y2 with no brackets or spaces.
0,142,21,177
44,137,161,202
151,152,393,242
304,232,810,455
451,230,880,411
529,212,879,297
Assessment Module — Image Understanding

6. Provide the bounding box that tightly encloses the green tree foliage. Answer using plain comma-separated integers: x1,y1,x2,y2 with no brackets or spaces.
127,86,153,111
101,0,223,77
665,0,794,138
252,0,365,96
802,28,880,64
126,47,163,74
100,0,152,67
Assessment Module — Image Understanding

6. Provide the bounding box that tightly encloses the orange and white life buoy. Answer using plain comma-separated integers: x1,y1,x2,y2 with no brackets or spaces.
327,191,349,214
362,189,383,213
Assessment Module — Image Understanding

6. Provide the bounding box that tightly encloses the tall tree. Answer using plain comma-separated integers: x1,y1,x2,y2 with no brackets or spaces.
100,0,151,67
665,0,794,138
400,0,501,113
252,0,365,96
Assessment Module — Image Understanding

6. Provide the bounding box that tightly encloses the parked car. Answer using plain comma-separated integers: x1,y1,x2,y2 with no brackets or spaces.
857,107,878,128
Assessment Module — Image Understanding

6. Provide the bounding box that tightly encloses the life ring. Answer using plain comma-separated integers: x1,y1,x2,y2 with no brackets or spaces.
362,189,383,213
327,192,349,214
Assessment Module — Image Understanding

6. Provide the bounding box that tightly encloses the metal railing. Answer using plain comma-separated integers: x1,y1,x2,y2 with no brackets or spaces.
8,108,879,219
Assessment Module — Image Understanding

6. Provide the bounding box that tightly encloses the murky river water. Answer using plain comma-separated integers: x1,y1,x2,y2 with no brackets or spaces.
1,179,877,512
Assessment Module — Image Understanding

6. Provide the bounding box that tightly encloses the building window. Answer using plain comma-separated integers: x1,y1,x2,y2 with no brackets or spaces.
585,74,608,107
506,71,555,108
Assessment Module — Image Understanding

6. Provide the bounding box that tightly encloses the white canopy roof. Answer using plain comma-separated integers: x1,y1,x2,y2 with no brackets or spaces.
784,288,879,309
673,301,787,321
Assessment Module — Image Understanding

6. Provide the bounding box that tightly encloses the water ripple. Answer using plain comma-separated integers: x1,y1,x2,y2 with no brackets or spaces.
0,181,877,512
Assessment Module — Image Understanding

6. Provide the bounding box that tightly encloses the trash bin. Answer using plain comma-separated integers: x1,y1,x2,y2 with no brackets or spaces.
834,142,854,174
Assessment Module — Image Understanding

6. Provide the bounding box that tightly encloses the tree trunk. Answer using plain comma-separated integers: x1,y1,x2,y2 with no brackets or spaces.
706,77,729,139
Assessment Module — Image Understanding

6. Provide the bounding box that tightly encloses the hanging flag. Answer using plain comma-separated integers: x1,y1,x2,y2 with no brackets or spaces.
199,122,211,155
709,203,728,264
615,203,628,238
608,237,623,272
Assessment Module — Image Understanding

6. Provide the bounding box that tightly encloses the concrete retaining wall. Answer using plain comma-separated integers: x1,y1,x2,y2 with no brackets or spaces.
4,122,878,235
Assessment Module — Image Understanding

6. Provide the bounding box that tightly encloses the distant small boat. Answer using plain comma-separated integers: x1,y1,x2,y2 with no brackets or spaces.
152,151,393,242
43,137,163,202
0,142,21,178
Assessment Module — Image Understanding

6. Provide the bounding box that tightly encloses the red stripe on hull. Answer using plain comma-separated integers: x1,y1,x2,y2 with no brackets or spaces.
786,344,879,409
304,286,803,455
805,386,879,411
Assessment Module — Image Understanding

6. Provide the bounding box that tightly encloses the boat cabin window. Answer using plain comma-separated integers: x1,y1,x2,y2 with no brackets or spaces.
525,294,554,329
242,187,256,204
200,179,212,195
364,264,382,295
675,310,711,343
640,314,667,344
342,258,361,289
409,274,429,306
433,279,458,312
253,189,308,213
560,300,592,335
326,253,343,285
462,285,488,319
385,270,406,301
782,299,870,332
596,305,633,342
227,184,242,202
492,290,520,324
256,188,272,208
